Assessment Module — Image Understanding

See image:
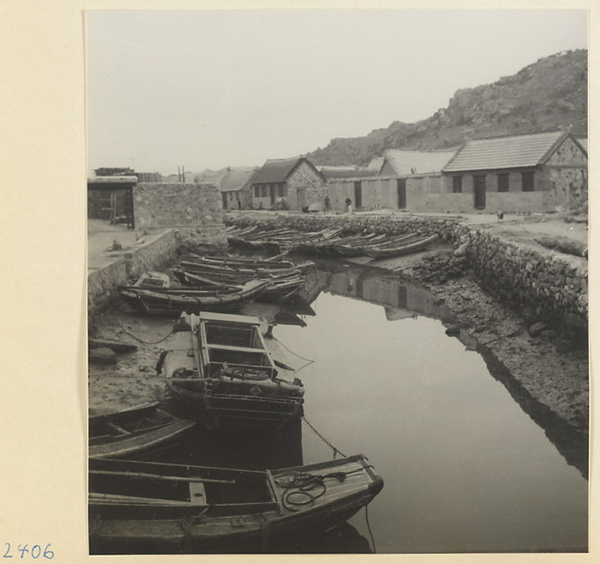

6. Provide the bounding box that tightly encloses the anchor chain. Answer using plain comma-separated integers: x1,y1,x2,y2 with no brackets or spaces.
301,416,347,459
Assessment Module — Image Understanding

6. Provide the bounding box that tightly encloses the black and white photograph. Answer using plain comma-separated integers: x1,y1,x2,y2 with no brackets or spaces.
5,5,591,560
85,9,590,556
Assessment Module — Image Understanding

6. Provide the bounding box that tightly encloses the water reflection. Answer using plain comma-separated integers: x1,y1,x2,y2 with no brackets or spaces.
313,261,453,322
272,281,588,553
306,261,587,479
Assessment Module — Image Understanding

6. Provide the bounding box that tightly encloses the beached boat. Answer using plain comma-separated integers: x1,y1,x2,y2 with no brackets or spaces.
160,311,304,429
88,454,383,554
365,233,438,259
118,279,270,316
89,402,197,459
172,268,305,303
332,233,388,257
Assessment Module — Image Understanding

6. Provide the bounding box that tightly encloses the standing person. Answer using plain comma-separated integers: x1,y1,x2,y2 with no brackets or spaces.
345,197,352,214
324,195,330,213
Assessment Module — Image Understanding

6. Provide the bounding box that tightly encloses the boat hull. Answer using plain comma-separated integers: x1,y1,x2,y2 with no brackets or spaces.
89,403,197,459
89,455,383,554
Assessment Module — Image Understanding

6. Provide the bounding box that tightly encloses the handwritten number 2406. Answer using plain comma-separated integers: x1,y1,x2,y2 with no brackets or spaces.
3,544,54,559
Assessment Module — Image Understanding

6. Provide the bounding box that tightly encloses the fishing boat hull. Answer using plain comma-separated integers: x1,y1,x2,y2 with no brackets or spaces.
89,455,383,554
162,312,304,429
89,402,197,459
119,280,270,316
365,234,438,259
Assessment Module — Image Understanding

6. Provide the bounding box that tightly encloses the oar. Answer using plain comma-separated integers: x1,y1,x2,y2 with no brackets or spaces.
90,469,236,485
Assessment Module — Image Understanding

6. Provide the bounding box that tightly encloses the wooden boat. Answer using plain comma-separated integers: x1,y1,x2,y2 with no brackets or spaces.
332,233,388,257
88,454,384,554
173,269,305,304
133,271,171,288
89,402,197,459
365,233,438,259
181,254,314,274
160,311,304,429
118,279,270,316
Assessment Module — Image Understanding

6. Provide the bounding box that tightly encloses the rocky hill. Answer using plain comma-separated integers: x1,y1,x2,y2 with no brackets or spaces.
307,49,587,166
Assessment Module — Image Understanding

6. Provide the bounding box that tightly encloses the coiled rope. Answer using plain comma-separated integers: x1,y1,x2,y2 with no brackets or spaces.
274,467,370,512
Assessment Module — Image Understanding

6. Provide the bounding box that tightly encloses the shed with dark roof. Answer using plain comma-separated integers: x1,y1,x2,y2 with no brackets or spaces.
440,131,587,213
250,157,326,211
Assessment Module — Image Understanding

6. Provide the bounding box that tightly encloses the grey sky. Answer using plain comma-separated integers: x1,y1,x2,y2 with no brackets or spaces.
86,9,587,175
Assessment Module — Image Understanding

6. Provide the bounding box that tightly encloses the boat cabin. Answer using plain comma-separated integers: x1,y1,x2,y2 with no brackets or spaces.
196,312,276,379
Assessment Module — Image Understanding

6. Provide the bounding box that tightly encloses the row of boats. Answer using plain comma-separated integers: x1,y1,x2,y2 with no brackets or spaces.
227,224,438,259
118,254,314,316
90,221,441,552
90,297,383,552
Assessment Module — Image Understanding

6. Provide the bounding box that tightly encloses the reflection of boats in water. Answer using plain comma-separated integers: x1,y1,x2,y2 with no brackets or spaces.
272,521,373,553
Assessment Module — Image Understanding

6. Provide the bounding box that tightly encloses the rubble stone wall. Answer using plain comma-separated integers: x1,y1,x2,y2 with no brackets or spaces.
134,182,224,230
88,229,178,315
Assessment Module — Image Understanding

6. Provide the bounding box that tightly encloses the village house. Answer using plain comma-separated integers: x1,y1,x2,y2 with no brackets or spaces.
217,167,257,210
441,131,588,212
249,157,326,211
326,131,587,214
326,149,455,213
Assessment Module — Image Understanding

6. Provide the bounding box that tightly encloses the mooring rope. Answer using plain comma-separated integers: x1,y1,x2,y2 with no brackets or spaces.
301,416,347,459
272,336,315,373
364,505,377,553
118,321,175,345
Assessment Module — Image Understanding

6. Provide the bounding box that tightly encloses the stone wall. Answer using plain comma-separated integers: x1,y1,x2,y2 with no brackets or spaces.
88,229,178,315
134,182,223,229
230,214,587,342
287,161,327,211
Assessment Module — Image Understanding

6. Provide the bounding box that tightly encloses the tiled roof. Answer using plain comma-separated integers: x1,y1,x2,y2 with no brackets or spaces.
251,157,323,184
381,150,456,176
577,138,588,152
218,168,257,192
367,157,384,171
318,166,377,179
443,131,570,172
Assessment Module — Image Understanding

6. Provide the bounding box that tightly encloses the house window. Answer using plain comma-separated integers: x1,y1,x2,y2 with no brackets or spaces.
453,176,462,193
522,172,534,192
498,174,509,193
261,186,267,197
254,186,260,197
278,183,286,197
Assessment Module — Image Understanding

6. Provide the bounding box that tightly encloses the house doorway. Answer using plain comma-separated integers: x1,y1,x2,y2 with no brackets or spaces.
474,176,486,210
354,181,362,210
397,178,406,209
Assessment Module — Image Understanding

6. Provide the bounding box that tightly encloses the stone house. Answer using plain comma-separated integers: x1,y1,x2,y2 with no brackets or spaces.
441,131,588,212
250,157,326,211
217,167,257,210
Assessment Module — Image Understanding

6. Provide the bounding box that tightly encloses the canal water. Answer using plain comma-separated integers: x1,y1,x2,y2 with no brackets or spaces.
135,262,588,554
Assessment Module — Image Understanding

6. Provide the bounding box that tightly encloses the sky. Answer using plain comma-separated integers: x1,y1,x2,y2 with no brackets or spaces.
86,9,587,176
